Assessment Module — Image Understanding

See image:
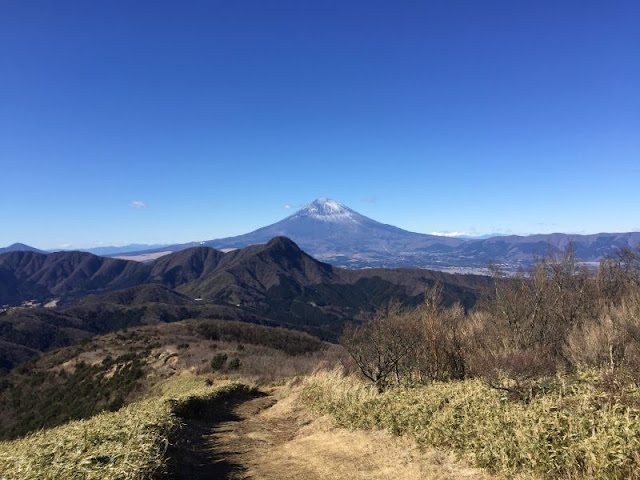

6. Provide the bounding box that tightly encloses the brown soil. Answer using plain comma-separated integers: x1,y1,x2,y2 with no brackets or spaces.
162,387,495,480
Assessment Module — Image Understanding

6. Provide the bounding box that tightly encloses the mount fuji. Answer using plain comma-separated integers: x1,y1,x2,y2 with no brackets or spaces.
104,198,640,270
200,198,464,268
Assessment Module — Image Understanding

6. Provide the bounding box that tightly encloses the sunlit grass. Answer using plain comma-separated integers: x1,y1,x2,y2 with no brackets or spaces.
301,368,640,479
0,376,248,480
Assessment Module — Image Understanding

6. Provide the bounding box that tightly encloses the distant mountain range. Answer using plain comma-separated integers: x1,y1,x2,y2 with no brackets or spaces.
0,237,490,367
115,198,640,269
0,243,172,257
3,198,639,269
0,237,487,308
80,244,171,256
0,243,46,255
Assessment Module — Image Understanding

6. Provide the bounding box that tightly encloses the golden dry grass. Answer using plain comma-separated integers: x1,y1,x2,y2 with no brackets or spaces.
301,368,640,479
0,376,246,480
60,319,346,385
0,372,503,480
194,381,495,480
253,416,495,480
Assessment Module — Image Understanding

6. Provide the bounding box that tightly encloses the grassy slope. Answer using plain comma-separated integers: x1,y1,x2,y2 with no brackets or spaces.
0,318,340,440
0,377,250,480
8,366,638,479
301,369,640,479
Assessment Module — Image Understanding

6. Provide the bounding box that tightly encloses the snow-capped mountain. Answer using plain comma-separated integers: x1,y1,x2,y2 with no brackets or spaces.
201,198,465,267
291,197,358,222
103,198,640,270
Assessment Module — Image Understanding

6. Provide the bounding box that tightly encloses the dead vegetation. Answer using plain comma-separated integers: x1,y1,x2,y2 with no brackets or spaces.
326,245,640,478
0,378,250,480
302,368,640,479
163,381,495,480
0,318,347,440
341,245,640,401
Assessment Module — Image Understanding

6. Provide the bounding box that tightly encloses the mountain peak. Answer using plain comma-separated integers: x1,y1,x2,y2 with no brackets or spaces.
0,243,45,255
295,198,357,223
266,236,302,251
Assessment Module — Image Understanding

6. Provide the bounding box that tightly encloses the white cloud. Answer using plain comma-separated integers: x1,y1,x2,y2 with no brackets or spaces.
430,231,472,237
59,243,73,249
283,204,293,209
130,200,147,209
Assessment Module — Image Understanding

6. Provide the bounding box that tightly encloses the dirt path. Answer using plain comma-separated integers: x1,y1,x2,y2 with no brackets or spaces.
163,388,494,480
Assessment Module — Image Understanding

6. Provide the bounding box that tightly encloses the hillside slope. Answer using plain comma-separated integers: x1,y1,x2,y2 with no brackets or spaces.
0,250,149,304
0,318,334,440
0,237,490,367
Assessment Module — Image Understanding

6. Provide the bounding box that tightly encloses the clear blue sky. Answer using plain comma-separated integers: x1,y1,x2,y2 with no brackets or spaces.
1,0,639,249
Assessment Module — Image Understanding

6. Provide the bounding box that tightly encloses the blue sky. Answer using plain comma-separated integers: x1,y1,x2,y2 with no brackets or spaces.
1,0,639,249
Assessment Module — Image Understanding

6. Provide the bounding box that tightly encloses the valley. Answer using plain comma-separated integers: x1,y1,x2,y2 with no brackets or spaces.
0,236,490,368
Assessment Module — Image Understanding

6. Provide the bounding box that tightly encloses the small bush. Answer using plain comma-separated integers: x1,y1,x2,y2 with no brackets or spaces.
210,353,228,371
228,358,241,370
196,321,323,355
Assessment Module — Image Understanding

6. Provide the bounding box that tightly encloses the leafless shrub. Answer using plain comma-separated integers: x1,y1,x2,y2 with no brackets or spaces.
341,301,421,391
565,285,640,380
565,314,625,370
412,291,468,382
484,243,598,372
342,285,473,389
342,245,640,396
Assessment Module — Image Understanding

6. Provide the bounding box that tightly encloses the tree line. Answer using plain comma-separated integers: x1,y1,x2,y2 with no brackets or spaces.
341,245,640,396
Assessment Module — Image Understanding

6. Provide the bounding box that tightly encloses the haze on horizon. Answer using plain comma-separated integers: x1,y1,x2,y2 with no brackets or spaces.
1,1,638,250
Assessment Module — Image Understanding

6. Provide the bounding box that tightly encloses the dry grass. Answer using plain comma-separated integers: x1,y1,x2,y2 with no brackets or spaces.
0,376,247,480
0,372,495,480
256,427,493,480
566,291,640,373
0,317,346,439
63,319,347,385
254,413,495,480
301,368,640,479
192,379,495,480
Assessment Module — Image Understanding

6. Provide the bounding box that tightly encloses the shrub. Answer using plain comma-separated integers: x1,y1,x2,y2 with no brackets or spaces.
196,320,323,356
210,353,228,371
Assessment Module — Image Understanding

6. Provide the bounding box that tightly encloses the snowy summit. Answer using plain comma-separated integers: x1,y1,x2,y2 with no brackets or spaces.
292,198,357,223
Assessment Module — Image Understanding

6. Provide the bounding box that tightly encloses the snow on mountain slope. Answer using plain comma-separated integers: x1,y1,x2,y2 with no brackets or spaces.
201,198,463,267
104,198,640,270
291,198,358,223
